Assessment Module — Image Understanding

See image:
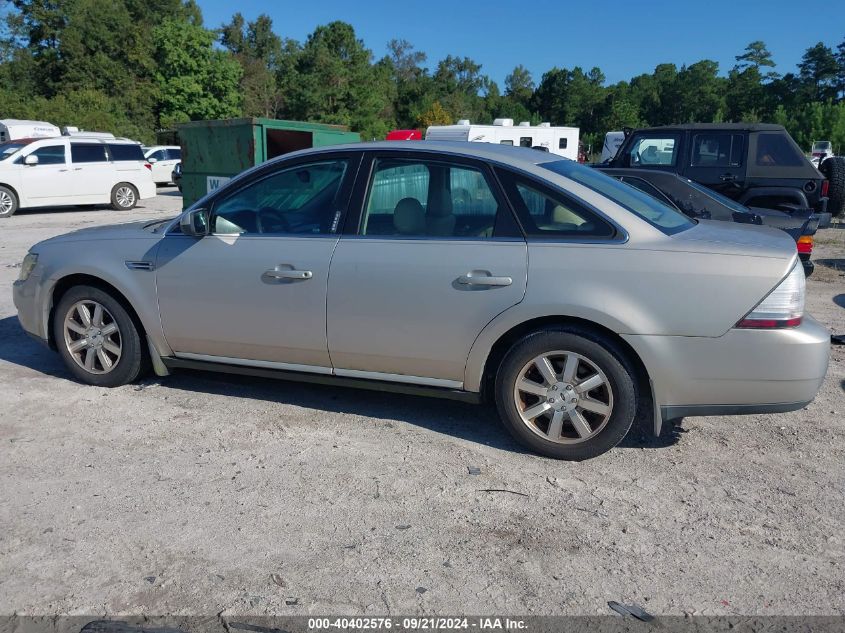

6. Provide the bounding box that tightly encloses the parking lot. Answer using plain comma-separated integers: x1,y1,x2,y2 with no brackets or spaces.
0,191,843,616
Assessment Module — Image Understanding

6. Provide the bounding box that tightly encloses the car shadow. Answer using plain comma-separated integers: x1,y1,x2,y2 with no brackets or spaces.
834,294,845,309
13,204,115,217
816,258,845,273
0,315,679,455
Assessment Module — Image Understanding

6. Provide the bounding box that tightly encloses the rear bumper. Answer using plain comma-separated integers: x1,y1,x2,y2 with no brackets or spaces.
623,315,830,419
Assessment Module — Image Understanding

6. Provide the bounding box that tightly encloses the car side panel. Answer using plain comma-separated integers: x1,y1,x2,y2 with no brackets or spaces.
463,243,793,392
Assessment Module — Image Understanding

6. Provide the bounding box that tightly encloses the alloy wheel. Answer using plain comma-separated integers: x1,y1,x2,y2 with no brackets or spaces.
115,186,135,208
0,191,14,215
63,300,122,374
513,350,614,444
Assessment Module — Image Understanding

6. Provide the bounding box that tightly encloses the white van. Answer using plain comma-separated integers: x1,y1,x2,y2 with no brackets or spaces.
142,145,182,185
0,137,155,217
425,119,580,160
0,119,62,142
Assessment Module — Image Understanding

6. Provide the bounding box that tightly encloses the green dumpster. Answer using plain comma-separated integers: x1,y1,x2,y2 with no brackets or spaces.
177,117,360,208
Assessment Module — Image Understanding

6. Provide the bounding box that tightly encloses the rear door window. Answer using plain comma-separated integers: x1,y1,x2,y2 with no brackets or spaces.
691,133,743,167
107,144,145,161
71,143,108,163
167,148,182,160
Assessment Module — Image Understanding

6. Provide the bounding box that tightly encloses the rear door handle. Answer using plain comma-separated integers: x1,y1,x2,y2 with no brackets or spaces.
719,173,736,182
457,272,513,287
264,267,313,280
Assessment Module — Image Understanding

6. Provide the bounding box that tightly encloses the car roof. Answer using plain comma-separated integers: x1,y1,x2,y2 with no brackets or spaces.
281,140,561,170
630,122,785,133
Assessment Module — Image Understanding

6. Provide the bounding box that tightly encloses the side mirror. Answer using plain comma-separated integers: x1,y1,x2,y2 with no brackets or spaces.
147,157,158,164
24,154,38,166
180,208,209,237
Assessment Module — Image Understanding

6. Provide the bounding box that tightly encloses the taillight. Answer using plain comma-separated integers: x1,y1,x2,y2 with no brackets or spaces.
797,235,813,254
144,163,152,171
821,180,829,197
736,264,804,329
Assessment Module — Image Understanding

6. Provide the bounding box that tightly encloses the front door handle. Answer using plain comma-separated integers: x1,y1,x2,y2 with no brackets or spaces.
719,173,736,182
457,271,513,287
264,267,313,280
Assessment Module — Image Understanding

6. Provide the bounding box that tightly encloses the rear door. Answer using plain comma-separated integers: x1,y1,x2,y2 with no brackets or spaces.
684,131,747,197
326,152,528,386
69,142,114,201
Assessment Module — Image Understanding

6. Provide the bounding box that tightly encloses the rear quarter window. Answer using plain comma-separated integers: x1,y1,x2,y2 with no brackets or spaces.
108,144,145,161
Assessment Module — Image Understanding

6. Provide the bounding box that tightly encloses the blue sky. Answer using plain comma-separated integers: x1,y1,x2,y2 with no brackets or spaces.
199,0,844,86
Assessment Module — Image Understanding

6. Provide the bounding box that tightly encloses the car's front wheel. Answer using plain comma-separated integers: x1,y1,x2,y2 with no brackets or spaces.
110,183,138,210
53,285,146,387
495,327,637,460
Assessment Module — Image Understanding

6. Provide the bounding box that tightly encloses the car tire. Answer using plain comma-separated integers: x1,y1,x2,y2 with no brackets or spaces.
110,183,139,211
494,327,638,460
53,285,147,387
0,185,19,218
820,156,845,217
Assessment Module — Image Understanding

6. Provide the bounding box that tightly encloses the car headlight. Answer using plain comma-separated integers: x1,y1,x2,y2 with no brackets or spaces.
17,252,39,282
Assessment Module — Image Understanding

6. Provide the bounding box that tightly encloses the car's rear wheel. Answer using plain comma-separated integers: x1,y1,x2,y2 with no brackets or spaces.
111,183,138,210
495,328,637,460
53,285,146,387
820,156,845,217
0,185,18,218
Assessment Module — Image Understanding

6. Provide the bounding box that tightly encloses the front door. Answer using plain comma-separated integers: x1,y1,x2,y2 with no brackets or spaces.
156,156,358,370
18,142,70,204
326,154,527,386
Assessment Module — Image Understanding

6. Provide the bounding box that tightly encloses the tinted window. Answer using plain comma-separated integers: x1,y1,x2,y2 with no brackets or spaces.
148,149,166,161
107,144,144,161
500,140,514,146
755,132,805,167
617,176,677,208
19,144,66,165
519,136,532,147
167,148,182,160
691,133,743,167
212,159,348,235
558,138,568,149
623,134,680,167
362,158,501,238
71,143,108,163
540,160,695,235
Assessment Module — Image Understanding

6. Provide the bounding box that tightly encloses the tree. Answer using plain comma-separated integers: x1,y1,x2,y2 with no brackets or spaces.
735,40,778,81
417,100,452,127
504,64,534,105
152,17,242,127
798,42,839,101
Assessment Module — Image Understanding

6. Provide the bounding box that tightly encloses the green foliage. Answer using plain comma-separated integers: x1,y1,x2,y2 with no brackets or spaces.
2,7,845,157
151,17,242,127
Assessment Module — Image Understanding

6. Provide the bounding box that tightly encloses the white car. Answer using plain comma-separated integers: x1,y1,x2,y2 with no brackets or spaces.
142,145,182,185
0,136,155,218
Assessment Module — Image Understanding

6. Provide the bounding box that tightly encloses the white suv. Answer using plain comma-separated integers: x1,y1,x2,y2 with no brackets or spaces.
0,136,155,218
142,145,181,185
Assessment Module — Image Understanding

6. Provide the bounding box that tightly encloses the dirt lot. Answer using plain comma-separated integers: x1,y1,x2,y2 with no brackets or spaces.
1,192,843,617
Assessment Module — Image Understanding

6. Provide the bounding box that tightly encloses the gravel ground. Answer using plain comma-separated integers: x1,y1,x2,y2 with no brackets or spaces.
0,191,843,617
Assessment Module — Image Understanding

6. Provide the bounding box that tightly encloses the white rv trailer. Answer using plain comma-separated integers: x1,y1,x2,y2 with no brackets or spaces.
0,119,61,143
425,119,579,160
600,131,625,162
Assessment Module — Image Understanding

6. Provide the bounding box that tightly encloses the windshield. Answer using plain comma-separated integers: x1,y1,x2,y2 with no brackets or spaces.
540,160,695,235
0,141,29,161
681,178,751,214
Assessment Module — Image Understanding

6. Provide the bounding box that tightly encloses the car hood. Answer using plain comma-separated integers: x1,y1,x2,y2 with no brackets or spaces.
37,219,171,246
667,219,797,259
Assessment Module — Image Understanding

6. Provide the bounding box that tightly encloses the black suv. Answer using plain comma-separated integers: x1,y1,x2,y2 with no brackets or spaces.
598,123,834,215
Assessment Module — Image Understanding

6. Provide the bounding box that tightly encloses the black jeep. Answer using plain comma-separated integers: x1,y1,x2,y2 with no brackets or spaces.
597,123,843,216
